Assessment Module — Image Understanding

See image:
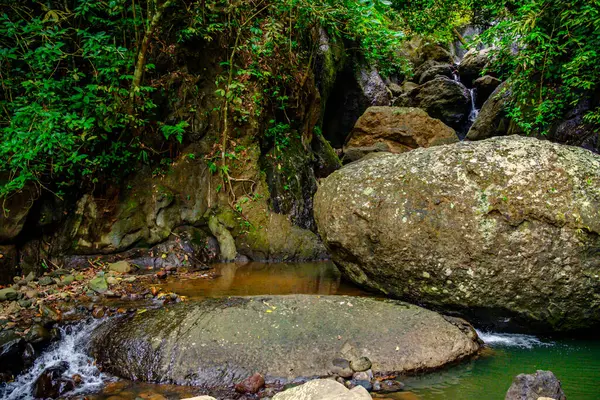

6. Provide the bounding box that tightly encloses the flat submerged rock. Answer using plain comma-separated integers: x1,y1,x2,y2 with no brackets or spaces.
90,295,480,388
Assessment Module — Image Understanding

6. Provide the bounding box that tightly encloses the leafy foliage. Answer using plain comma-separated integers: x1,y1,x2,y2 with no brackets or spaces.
477,0,600,134
0,2,148,195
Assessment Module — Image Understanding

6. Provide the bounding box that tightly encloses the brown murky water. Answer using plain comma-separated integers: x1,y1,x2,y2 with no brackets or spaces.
84,261,377,400
157,261,373,300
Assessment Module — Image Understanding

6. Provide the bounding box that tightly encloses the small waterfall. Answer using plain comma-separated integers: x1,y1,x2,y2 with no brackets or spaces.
468,88,479,123
0,319,110,400
476,330,553,349
452,71,460,82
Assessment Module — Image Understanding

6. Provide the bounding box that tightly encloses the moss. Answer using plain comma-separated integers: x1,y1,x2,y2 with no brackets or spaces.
312,132,342,178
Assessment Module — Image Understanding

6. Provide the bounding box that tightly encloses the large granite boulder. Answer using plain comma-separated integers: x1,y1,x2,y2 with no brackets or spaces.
413,60,454,85
91,295,480,387
505,371,566,400
273,379,371,400
398,77,471,132
321,64,392,148
314,136,600,332
473,75,502,109
343,107,458,162
459,48,492,87
466,81,512,140
415,44,454,67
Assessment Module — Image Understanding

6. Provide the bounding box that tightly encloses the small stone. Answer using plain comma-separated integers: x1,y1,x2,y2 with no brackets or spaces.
350,380,372,392
41,305,60,321
124,276,136,283
92,307,106,319
156,271,168,279
372,381,381,392
61,275,75,285
25,324,51,344
235,373,265,394
25,289,39,299
352,371,371,381
24,272,36,283
377,380,405,393
105,290,118,298
331,358,354,378
18,299,32,308
106,277,119,285
38,276,54,286
0,288,18,301
350,357,372,372
72,374,83,385
88,277,108,293
108,261,132,274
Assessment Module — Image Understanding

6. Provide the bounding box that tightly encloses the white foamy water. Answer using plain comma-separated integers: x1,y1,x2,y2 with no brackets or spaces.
468,88,479,123
476,330,553,349
0,319,111,400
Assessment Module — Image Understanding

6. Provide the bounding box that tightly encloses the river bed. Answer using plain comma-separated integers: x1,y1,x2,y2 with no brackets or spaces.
2,261,599,399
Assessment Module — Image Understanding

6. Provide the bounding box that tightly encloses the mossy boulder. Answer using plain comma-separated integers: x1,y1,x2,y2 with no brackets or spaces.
315,136,600,332
91,295,480,387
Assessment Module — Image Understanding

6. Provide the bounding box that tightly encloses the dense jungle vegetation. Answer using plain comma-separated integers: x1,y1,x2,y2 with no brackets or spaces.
1,0,599,198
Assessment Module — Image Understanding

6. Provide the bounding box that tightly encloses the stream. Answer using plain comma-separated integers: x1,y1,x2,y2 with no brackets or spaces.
2,261,600,399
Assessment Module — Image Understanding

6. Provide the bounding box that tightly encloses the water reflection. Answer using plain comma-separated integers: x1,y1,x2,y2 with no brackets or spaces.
158,261,371,299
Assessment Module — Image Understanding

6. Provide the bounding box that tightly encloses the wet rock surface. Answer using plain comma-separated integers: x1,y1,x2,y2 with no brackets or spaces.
33,361,76,399
505,370,566,400
315,136,600,332
90,295,480,387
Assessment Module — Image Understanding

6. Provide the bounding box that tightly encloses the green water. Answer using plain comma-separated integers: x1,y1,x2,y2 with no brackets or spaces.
399,332,600,399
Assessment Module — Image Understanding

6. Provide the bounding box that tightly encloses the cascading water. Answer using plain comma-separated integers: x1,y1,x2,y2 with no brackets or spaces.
468,88,479,123
0,319,111,400
475,329,552,349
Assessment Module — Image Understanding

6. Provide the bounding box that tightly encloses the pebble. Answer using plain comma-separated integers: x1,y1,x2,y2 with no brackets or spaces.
235,372,265,394
18,299,33,308
376,380,405,393
92,307,106,319
106,277,119,285
350,356,372,372
348,379,373,391
331,358,353,378
0,287,18,301
352,371,371,381
38,276,54,286
156,271,168,279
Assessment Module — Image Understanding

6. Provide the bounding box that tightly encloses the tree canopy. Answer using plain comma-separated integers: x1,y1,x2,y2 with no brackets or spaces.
0,0,598,197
